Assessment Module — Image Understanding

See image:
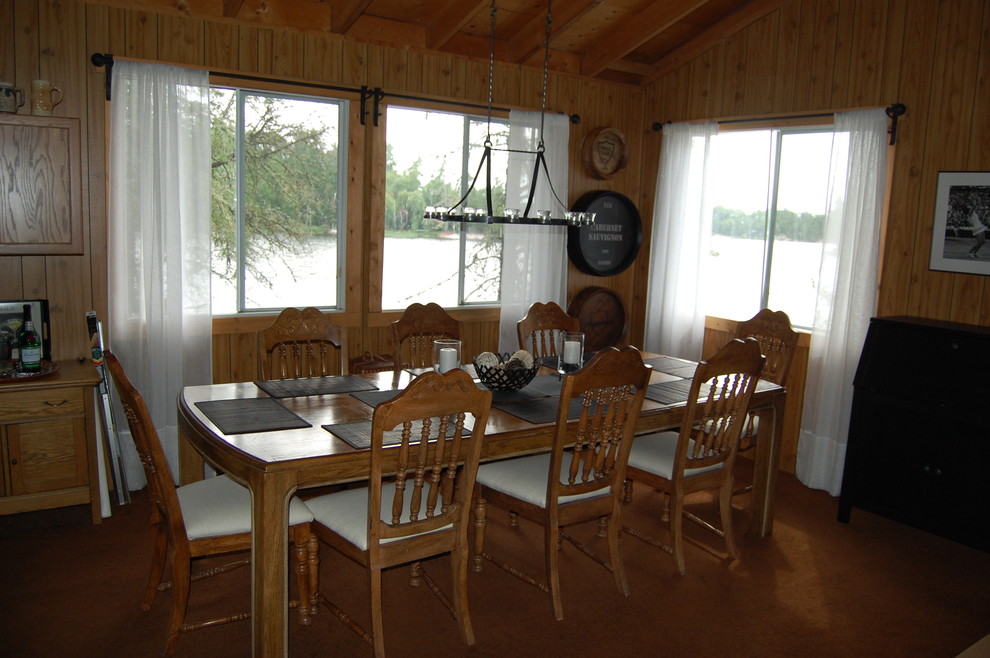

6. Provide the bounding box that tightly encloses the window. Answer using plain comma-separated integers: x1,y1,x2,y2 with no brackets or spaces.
210,88,347,314
702,127,833,329
381,106,507,310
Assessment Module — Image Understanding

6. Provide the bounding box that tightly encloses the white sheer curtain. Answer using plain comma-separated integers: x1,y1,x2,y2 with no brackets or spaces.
108,61,213,488
644,121,718,360
796,108,888,495
646,109,888,496
498,110,569,353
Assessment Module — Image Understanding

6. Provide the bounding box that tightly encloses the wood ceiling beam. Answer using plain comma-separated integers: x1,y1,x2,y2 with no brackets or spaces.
581,0,709,78
645,0,792,84
507,0,602,65
426,0,490,51
330,0,372,34
221,0,244,19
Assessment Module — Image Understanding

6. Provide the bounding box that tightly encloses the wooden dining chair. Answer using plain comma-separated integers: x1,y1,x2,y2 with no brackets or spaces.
516,301,581,358
622,338,764,575
103,350,317,656
390,302,461,384
305,369,492,657
471,347,651,621
733,308,798,451
259,306,349,379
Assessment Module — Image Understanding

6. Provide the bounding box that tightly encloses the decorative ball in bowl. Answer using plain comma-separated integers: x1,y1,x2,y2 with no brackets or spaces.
474,350,539,392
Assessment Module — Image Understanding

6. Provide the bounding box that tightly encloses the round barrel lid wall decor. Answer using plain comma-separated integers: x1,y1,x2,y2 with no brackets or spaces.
581,127,628,179
567,191,643,277
567,287,627,351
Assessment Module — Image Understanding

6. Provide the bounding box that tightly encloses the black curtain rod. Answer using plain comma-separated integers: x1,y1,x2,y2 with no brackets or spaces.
90,53,581,125
651,103,907,145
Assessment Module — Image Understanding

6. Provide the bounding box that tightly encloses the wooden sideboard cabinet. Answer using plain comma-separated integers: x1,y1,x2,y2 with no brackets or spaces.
838,316,990,552
0,114,83,255
0,361,102,523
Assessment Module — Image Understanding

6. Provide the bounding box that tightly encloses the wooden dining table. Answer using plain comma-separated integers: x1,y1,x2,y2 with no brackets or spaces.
177,353,785,657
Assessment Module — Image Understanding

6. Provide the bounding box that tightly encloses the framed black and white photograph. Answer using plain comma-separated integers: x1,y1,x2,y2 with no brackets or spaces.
0,299,52,361
929,171,990,276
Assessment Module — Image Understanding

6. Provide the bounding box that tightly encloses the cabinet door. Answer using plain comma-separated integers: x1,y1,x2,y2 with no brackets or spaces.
0,115,83,255
6,417,87,494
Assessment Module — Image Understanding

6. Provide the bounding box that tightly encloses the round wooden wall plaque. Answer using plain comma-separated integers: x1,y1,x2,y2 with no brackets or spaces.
567,286,627,351
582,127,627,179
567,191,643,277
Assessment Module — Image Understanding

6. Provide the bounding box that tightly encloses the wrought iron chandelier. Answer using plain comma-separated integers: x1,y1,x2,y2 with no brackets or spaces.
423,1,595,228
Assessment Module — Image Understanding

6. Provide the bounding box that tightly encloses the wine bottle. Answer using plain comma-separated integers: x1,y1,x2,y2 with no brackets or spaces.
18,304,42,374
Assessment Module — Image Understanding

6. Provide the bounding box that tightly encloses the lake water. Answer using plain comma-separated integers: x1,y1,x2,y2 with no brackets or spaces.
213,233,823,329
211,235,481,314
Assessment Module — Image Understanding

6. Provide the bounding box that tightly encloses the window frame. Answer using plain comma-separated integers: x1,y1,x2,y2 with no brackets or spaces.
377,100,511,312
207,78,353,316
706,120,835,330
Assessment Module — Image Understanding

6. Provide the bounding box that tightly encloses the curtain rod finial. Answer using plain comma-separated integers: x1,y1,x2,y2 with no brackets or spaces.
91,52,113,68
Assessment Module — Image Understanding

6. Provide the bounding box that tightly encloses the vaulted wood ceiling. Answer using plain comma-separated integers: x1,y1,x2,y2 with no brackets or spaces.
112,0,789,86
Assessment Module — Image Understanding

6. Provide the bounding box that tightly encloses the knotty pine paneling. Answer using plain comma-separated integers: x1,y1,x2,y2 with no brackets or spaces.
7,0,989,411
2,0,641,370
647,0,990,332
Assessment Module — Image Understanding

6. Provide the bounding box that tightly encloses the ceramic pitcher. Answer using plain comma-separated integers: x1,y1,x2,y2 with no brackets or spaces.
30,79,62,116
0,82,25,113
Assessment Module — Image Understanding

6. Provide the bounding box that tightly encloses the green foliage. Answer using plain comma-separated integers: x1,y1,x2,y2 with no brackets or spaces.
210,90,340,287
712,205,824,242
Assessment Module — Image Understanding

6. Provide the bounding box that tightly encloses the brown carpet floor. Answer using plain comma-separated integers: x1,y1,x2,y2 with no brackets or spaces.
2,463,989,657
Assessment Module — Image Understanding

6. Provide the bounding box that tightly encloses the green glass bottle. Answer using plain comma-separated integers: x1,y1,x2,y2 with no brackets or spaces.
18,304,42,374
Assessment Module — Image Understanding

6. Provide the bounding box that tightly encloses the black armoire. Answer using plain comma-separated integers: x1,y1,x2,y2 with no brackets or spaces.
838,316,990,552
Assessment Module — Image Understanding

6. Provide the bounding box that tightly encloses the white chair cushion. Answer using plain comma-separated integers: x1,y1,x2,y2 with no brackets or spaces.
627,431,722,480
177,474,315,541
475,453,612,508
306,483,452,551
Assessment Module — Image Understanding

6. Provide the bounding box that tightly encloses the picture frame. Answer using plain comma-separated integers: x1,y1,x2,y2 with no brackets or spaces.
0,299,52,362
929,171,990,276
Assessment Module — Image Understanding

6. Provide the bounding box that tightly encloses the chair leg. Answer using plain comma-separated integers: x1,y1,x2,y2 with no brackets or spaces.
144,516,168,611
450,535,476,646
545,523,564,621
606,507,629,597
669,493,687,576
292,525,313,624
163,549,192,656
719,480,739,559
307,532,320,614
370,567,386,658
472,493,487,573
409,561,421,587
622,478,633,503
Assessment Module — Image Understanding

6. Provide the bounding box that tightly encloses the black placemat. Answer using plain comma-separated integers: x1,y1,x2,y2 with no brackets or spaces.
195,398,311,434
491,396,588,425
254,375,378,398
350,388,404,407
644,379,711,405
644,356,698,376
322,419,471,450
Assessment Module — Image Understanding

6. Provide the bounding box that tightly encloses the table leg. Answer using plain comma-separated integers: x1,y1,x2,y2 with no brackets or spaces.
250,469,296,657
178,423,206,486
748,390,784,537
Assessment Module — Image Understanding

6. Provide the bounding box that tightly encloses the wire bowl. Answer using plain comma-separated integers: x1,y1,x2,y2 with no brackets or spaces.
474,353,539,392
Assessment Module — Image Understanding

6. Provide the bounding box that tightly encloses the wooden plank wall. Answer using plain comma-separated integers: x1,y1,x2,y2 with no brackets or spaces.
0,0,645,380
643,0,990,329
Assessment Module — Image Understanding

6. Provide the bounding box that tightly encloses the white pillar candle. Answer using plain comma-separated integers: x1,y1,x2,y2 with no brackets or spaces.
563,340,581,365
438,347,458,373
